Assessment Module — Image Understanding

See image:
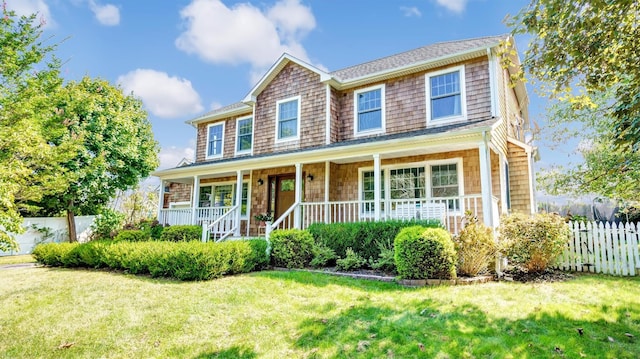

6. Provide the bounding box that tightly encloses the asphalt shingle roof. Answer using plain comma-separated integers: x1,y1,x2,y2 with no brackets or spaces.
330,35,507,81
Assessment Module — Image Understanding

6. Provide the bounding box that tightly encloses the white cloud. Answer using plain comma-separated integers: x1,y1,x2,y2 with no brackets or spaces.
210,101,223,110
158,141,196,170
434,0,468,13
88,0,120,26
6,0,54,28
400,6,422,17
117,69,204,119
175,0,317,83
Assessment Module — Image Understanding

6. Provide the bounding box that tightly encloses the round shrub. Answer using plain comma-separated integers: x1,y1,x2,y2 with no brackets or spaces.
159,225,202,242
270,229,314,268
498,212,569,272
453,211,496,276
394,226,457,279
114,229,149,242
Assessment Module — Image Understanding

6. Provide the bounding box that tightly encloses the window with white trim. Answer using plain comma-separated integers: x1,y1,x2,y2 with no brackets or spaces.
361,170,384,214
354,85,385,134
206,123,224,158
430,163,460,211
198,183,250,216
276,96,300,141
390,167,425,200
426,66,466,123
236,116,253,153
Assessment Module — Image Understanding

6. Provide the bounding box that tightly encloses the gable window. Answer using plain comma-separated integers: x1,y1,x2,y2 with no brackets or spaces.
236,116,253,154
354,85,385,135
276,96,300,141
426,65,466,124
206,122,225,159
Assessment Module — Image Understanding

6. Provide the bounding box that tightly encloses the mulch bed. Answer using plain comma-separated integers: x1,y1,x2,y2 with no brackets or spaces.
501,267,575,283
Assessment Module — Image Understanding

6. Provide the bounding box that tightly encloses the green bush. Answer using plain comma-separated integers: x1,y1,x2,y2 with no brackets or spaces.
114,230,149,242
453,211,496,276
499,212,569,273
310,244,337,268
307,219,441,261
394,226,457,280
270,229,314,268
159,225,202,242
136,219,164,239
335,248,367,271
91,208,125,240
368,236,396,273
32,243,79,267
31,239,269,281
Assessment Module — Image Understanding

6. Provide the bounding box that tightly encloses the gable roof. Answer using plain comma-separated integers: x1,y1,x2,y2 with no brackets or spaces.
186,101,252,126
329,35,508,88
243,53,331,103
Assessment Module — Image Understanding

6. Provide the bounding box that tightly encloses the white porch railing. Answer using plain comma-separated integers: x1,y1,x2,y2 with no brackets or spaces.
195,206,233,225
158,208,192,226
202,205,240,242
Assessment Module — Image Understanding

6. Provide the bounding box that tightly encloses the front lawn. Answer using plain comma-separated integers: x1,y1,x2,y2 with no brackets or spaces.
0,254,35,265
0,267,638,358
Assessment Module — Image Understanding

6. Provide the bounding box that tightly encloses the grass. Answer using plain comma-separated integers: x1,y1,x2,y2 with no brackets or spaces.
0,268,638,358
0,254,35,265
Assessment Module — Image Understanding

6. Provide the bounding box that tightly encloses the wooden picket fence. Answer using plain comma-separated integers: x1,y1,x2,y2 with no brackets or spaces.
556,221,640,276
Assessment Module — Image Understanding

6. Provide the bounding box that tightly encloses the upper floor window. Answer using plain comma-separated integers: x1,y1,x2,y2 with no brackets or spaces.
206,122,224,159
426,65,466,124
236,116,253,154
354,85,385,135
276,96,300,141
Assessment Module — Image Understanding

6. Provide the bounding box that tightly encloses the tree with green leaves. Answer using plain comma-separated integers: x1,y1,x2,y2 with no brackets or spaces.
510,0,640,151
510,0,640,202
0,6,77,251
29,77,160,241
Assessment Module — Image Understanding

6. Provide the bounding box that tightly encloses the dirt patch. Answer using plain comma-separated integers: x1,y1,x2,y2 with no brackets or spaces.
501,267,575,283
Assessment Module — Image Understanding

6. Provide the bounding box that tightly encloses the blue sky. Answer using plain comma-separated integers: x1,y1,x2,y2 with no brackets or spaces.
8,0,568,175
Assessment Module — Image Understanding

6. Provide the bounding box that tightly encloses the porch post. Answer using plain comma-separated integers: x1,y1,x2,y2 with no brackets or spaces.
157,180,165,220
234,170,243,237
294,163,302,228
373,154,381,221
324,161,330,223
191,175,200,225
479,142,493,227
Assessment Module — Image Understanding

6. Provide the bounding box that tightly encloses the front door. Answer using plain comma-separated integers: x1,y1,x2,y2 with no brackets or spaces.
270,174,296,220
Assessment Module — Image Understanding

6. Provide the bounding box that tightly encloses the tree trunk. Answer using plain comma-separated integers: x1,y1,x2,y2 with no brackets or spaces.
67,208,77,243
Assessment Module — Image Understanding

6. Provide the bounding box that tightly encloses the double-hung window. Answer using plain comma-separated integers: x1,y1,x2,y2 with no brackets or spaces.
206,122,225,159
430,162,461,211
198,183,250,216
390,167,426,200
361,170,384,214
276,96,300,141
426,65,466,123
236,116,253,154
354,85,385,135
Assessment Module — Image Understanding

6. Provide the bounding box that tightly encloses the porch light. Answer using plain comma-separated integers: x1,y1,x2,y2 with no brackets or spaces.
257,178,264,186
306,174,314,181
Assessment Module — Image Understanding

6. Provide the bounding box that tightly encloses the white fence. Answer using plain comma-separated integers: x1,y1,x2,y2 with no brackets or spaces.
0,216,95,256
556,221,640,276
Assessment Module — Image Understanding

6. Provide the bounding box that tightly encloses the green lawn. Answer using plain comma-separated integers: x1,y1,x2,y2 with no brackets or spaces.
1,267,638,358
0,254,35,265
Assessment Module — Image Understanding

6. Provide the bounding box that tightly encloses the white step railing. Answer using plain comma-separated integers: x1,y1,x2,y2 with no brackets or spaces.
201,205,239,242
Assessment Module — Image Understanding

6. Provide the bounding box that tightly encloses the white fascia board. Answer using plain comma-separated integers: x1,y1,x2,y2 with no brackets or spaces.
152,124,492,179
186,105,252,127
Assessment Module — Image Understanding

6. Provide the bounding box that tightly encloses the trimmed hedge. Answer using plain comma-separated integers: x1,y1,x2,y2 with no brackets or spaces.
270,229,314,268
159,225,202,242
114,230,149,242
307,219,442,260
394,226,457,280
32,238,270,281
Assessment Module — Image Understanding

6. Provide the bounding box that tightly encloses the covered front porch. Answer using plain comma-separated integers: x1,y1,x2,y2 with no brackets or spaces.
156,130,513,241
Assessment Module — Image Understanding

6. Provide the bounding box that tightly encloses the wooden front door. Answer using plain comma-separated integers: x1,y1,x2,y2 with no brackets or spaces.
270,174,296,220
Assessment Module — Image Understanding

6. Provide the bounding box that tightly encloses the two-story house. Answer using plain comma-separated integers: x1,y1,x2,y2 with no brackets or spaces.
153,34,536,240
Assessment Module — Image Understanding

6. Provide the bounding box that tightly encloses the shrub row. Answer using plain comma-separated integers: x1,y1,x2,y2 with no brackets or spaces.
32,239,269,281
307,219,442,260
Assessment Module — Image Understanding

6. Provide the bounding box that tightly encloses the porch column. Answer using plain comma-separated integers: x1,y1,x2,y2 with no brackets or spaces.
191,175,200,225
324,161,330,223
479,142,493,227
373,154,381,221
234,170,243,237
157,180,165,220
294,163,302,228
